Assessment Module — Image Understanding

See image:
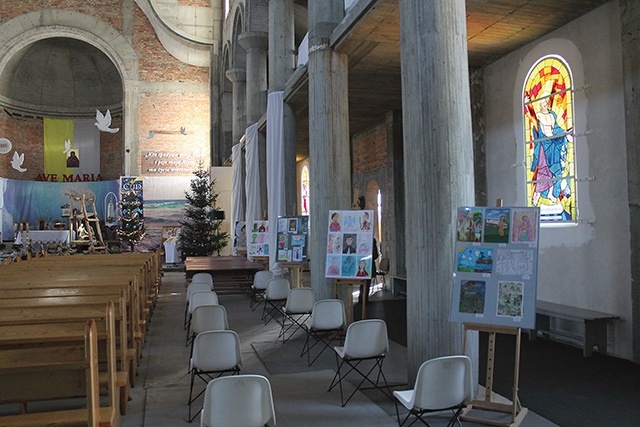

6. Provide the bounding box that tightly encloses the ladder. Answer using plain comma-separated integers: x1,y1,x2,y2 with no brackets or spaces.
68,191,107,253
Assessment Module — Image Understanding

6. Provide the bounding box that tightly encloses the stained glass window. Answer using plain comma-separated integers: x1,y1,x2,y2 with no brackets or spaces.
301,165,310,216
523,55,576,222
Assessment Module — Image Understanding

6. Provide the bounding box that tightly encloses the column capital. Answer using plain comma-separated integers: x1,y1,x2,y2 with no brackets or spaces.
225,67,246,83
238,31,269,51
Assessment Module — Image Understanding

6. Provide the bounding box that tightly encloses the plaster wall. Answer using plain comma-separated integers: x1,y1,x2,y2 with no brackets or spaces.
484,2,632,358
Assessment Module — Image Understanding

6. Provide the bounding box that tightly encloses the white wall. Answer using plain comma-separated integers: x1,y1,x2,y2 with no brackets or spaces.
483,2,632,358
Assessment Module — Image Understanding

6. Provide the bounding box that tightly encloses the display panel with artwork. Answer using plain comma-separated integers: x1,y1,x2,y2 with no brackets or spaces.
276,216,309,262
450,206,540,329
248,220,269,256
324,210,374,279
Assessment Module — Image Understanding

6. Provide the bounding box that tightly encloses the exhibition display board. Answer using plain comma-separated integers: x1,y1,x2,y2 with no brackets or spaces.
325,209,374,279
275,216,309,263
449,206,540,330
248,220,269,257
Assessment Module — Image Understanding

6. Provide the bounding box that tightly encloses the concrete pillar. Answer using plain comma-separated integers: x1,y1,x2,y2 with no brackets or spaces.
210,0,224,166
308,0,349,300
238,32,268,209
238,31,269,124
399,1,478,381
269,0,297,215
620,0,640,363
225,68,247,150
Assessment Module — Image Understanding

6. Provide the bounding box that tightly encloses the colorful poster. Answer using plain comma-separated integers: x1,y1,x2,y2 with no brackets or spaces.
324,210,374,279
233,221,247,251
450,206,540,329
275,216,309,263
248,220,269,256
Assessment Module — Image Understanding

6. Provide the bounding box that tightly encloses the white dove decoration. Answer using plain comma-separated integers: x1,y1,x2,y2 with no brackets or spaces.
95,109,120,133
11,151,27,172
63,139,71,154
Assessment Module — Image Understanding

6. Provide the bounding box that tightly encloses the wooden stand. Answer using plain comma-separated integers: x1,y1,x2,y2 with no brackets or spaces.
252,256,270,271
280,262,308,288
334,279,366,325
461,323,528,427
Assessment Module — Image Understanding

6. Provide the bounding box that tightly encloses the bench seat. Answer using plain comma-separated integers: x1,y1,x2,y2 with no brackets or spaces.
532,300,620,357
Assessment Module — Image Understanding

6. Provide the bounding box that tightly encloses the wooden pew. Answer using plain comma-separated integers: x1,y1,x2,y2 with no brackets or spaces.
0,318,119,427
0,293,135,397
0,276,142,382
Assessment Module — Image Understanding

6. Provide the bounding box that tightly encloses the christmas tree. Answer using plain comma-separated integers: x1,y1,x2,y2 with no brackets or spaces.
116,189,145,251
179,168,229,258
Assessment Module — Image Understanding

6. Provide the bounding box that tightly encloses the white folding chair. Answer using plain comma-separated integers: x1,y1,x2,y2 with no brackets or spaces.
301,299,346,366
393,355,473,427
279,287,315,343
200,374,276,427
188,330,242,422
188,304,229,358
251,270,273,310
186,290,219,346
192,272,214,288
329,319,391,407
185,281,214,329
262,278,290,326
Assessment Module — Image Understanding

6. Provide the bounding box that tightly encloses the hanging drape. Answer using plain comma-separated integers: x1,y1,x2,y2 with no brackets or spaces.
244,123,262,259
231,142,245,256
267,91,285,272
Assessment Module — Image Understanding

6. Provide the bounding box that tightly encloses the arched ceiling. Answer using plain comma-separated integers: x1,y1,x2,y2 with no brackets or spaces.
0,37,122,118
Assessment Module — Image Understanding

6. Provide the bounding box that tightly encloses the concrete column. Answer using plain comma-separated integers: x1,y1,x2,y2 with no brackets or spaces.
269,0,297,215
308,0,349,300
225,68,247,150
399,1,478,381
238,32,269,124
210,0,224,166
238,32,269,209
620,0,640,363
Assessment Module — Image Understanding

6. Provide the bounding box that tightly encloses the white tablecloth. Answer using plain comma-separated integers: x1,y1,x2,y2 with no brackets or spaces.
163,240,180,263
15,230,70,246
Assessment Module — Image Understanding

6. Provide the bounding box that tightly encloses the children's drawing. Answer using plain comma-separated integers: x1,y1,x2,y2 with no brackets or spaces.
484,208,510,244
341,255,356,277
458,280,486,314
497,281,524,317
457,247,494,274
326,255,341,277
494,249,534,276
512,208,538,242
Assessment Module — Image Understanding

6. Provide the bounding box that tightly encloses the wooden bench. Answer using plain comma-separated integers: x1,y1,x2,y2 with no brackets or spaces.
0,318,119,427
531,300,620,357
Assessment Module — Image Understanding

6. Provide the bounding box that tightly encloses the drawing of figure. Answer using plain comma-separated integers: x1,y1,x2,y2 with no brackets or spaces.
355,260,369,277
498,215,507,238
360,212,371,231
329,212,341,232
278,234,287,249
524,83,572,206
342,235,357,254
516,215,533,242
326,257,340,276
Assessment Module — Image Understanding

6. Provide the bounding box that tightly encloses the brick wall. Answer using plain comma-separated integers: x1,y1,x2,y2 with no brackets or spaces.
0,1,211,180
352,122,387,174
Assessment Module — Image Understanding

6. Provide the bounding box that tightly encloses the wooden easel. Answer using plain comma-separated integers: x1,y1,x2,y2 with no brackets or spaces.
334,279,366,325
280,261,308,288
461,323,528,427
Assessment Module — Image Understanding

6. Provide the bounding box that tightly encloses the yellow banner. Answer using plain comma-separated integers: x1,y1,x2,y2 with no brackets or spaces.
44,118,73,178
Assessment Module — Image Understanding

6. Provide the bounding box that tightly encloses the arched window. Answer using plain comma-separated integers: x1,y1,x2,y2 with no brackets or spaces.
301,165,309,216
523,55,576,222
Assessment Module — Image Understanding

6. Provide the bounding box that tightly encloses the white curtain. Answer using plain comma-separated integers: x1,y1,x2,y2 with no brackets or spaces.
245,123,262,259
231,142,245,256
297,33,309,67
267,91,285,272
